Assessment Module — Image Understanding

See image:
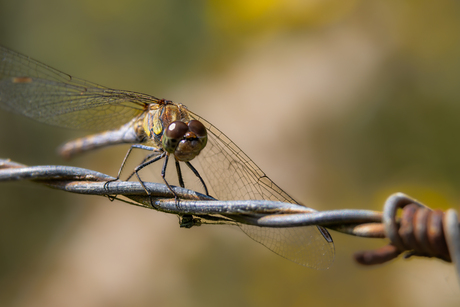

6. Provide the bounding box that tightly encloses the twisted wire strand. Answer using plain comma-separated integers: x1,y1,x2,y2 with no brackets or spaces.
1,159,459,283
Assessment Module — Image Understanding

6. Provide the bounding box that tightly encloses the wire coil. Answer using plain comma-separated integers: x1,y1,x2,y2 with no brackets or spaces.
355,193,460,279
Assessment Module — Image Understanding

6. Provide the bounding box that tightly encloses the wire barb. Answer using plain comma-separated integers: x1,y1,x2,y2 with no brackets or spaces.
1,159,459,283
354,193,459,266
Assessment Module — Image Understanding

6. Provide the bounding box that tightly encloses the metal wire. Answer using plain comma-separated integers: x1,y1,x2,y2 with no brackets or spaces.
1,159,459,283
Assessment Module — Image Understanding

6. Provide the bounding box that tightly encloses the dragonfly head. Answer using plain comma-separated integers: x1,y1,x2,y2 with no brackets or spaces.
162,120,207,162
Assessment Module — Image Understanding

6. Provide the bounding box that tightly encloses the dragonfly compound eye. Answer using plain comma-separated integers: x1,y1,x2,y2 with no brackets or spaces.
173,120,208,162
162,121,188,153
188,120,207,138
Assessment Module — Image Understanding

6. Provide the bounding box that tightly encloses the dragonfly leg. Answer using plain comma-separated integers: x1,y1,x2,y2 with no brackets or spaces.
159,154,180,205
133,151,167,208
125,150,162,182
176,158,209,196
185,161,209,196
117,144,158,179
136,153,183,207
175,158,185,188
104,144,158,191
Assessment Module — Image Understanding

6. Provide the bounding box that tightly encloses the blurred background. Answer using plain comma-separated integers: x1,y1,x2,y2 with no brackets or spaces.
1,0,460,306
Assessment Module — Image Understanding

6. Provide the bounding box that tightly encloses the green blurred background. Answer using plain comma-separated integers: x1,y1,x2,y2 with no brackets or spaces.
1,0,460,306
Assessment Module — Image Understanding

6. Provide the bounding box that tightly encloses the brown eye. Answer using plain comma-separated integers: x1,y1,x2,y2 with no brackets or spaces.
188,120,207,138
165,121,188,140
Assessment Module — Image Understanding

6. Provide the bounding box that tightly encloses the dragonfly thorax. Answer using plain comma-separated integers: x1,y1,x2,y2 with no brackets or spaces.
142,102,187,145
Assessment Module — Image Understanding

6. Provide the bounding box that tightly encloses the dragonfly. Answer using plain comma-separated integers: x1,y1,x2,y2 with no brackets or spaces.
0,45,335,269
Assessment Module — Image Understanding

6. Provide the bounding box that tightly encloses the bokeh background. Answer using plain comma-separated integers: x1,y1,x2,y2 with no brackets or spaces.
1,0,460,306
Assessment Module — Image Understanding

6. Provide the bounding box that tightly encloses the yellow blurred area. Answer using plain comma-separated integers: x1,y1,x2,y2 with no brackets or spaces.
207,0,359,35
1,0,460,306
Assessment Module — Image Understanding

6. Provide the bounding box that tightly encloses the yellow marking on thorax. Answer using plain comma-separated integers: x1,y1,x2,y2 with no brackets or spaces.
153,109,163,135
143,104,159,138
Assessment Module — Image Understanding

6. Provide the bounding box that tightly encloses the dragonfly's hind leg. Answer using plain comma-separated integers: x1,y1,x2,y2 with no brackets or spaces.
104,144,159,196
132,151,167,206
133,152,181,208
124,150,162,182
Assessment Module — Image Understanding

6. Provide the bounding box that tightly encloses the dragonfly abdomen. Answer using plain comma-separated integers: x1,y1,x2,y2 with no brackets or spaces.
59,120,145,159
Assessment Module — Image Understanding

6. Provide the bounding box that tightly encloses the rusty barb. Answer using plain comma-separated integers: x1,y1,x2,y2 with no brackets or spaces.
1,159,459,282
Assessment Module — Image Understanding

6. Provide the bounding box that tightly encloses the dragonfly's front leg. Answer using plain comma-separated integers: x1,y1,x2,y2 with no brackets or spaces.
175,159,185,189
185,161,209,196
159,154,181,203
174,158,209,196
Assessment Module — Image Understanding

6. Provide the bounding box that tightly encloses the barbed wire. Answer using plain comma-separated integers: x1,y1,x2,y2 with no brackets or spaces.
1,158,459,284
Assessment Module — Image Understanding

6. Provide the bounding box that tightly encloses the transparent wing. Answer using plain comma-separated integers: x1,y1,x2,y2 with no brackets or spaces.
190,111,335,269
0,45,334,268
0,45,157,131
